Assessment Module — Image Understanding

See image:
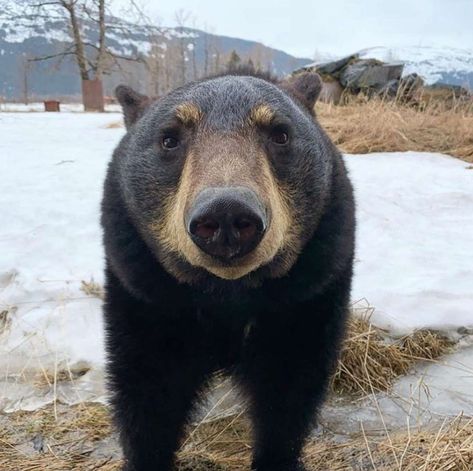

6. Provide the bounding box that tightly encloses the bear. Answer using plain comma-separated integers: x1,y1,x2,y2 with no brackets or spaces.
101,70,355,471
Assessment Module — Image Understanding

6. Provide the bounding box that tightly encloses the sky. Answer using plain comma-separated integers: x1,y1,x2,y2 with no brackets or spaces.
117,0,473,59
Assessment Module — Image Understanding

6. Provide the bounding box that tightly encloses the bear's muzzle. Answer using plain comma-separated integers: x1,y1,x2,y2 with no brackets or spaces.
186,186,267,261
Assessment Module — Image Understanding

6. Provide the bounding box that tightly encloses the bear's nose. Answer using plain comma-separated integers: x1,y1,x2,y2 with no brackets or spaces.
187,187,267,261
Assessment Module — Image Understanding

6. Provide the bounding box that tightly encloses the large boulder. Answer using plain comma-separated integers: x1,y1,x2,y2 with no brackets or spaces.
313,54,359,77
340,59,404,90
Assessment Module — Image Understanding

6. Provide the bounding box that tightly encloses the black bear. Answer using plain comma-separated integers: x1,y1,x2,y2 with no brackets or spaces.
101,70,355,471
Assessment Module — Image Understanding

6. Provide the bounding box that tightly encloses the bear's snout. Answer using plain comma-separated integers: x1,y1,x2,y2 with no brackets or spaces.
186,187,267,261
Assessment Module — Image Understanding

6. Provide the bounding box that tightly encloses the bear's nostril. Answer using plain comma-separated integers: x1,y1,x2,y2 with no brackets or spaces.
192,218,220,240
233,217,257,243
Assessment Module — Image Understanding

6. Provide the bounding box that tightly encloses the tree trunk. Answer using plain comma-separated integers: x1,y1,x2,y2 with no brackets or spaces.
63,1,89,82
82,78,105,112
95,0,106,79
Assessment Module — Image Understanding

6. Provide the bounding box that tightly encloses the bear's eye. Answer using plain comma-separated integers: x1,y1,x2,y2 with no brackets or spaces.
162,136,179,150
269,128,289,146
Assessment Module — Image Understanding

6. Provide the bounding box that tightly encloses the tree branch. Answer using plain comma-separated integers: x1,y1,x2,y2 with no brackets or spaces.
28,50,76,62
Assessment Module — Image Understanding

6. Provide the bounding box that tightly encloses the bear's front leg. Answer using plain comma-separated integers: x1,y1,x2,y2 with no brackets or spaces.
104,287,211,471
239,296,347,471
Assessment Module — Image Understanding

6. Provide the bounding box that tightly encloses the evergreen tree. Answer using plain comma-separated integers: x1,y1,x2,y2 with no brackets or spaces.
227,50,241,72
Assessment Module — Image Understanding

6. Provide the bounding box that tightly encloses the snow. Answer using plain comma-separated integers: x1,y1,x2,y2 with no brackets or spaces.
359,46,473,85
346,152,473,335
0,14,71,44
0,9,196,58
0,112,121,411
0,112,472,421
0,102,121,113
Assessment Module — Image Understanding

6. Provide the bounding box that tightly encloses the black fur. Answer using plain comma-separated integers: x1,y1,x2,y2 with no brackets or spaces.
101,72,355,471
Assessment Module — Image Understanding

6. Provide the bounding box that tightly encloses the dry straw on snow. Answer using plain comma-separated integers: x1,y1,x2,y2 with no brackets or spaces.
0,307,465,470
1,403,472,470
332,313,454,395
80,278,105,299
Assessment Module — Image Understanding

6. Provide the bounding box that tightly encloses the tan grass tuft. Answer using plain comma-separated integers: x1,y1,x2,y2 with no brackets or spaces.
316,95,473,162
104,120,124,129
33,362,91,389
331,315,454,395
80,278,104,300
303,414,473,471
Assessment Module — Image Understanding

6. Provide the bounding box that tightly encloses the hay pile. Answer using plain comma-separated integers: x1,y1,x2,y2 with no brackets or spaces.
316,96,473,162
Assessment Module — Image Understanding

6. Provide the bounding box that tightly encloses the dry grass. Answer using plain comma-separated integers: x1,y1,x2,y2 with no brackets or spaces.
303,414,473,471
0,311,462,470
33,361,91,389
316,95,473,162
80,278,104,300
1,403,472,470
332,315,454,395
0,402,116,470
104,120,123,129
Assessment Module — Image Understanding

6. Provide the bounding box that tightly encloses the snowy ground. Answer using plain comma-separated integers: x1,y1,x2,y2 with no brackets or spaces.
0,102,122,113
0,111,472,430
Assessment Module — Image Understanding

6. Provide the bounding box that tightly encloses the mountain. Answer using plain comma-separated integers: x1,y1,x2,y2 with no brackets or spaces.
0,9,311,100
359,46,473,88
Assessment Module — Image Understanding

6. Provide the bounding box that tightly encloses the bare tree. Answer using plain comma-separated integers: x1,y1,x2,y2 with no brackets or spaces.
174,9,192,86
18,52,32,104
209,35,223,75
202,23,212,77
12,0,143,110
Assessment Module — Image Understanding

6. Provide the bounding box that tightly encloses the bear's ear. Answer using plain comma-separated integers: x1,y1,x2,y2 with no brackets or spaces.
281,72,323,114
115,85,151,129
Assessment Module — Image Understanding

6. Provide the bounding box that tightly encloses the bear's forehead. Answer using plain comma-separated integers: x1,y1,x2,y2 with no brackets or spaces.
185,76,277,104
153,76,296,130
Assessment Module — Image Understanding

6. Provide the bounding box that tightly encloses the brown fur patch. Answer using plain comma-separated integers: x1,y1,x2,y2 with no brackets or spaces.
150,133,300,282
249,104,275,127
175,102,202,126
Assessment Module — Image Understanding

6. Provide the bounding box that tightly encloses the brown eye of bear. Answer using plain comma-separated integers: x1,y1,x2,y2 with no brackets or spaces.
270,130,289,145
162,136,179,149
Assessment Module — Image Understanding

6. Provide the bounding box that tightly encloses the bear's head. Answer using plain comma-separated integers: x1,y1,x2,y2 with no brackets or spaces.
114,72,335,286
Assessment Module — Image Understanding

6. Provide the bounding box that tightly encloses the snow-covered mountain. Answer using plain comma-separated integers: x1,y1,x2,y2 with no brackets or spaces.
359,46,473,88
0,9,311,99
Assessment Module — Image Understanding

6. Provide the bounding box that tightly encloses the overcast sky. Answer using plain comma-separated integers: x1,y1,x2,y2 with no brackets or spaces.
119,0,473,59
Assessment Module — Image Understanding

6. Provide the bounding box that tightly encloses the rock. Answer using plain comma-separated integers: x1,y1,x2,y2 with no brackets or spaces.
377,79,400,98
340,60,404,90
312,54,359,76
